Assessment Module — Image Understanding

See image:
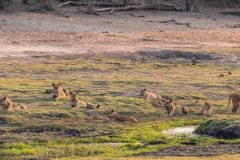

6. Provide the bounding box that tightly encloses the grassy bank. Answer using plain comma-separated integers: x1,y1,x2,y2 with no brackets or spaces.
0,51,240,159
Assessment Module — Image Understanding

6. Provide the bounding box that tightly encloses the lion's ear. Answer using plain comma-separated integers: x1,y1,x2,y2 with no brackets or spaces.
52,83,55,86
3,96,7,100
58,83,61,86
111,109,114,113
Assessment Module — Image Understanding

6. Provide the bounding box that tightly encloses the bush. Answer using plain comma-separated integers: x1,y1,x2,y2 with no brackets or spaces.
195,119,240,139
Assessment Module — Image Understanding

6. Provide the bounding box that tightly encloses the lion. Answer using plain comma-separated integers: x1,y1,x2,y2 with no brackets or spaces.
226,93,240,113
201,102,213,116
140,88,164,101
52,83,69,101
107,110,138,124
0,96,27,111
163,99,188,116
70,92,100,109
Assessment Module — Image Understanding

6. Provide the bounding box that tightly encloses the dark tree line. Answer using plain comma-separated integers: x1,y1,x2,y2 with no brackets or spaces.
0,0,239,11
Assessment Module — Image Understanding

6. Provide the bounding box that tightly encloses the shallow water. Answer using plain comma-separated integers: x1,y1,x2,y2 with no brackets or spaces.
163,126,197,137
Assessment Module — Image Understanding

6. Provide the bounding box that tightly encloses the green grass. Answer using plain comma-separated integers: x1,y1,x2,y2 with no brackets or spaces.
0,54,240,159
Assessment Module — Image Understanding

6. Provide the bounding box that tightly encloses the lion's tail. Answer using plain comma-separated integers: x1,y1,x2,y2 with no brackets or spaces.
226,94,232,112
182,106,188,115
96,105,100,109
132,118,139,124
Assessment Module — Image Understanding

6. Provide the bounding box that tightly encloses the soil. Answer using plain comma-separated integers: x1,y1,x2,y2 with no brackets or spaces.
0,0,239,61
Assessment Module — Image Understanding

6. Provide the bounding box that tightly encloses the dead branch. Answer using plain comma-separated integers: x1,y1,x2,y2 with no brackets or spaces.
58,0,124,8
109,8,115,15
93,5,143,12
58,1,84,8
221,11,240,17
146,19,190,27
91,3,182,15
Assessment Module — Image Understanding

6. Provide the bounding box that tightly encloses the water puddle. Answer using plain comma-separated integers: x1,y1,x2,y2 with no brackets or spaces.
163,126,197,137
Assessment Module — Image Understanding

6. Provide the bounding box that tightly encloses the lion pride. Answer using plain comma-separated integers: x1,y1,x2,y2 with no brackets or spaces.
226,93,240,113
0,96,27,111
108,110,138,124
70,92,100,109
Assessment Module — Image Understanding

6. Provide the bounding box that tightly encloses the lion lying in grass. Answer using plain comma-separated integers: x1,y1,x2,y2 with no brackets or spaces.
51,83,70,101
0,96,27,111
140,88,164,101
108,110,138,124
70,92,100,109
163,99,188,116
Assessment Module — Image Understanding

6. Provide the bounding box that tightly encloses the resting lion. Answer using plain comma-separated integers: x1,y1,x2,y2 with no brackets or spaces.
140,88,164,101
70,92,100,109
163,99,188,116
226,93,240,113
108,110,138,124
51,83,69,101
0,96,27,111
201,102,213,116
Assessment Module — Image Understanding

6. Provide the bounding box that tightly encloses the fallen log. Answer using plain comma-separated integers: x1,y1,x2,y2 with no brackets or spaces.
146,19,190,27
90,4,183,14
58,1,84,8
58,0,124,8
94,5,143,12
221,11,240,17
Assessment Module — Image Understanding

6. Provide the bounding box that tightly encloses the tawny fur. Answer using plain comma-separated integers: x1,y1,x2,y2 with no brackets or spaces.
52,83,69,101
70,92,100,109
201,102,213,116
0,96,27,111
140,88,164,101
108,110,138,124
163,100,188,116
226,93,240,113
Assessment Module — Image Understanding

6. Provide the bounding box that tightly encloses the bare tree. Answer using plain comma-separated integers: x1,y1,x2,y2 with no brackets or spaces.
186,0,198,12
0,0,10,10
41,0,53,10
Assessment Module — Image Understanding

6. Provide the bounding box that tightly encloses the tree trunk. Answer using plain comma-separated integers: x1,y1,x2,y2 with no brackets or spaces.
0,0,9,9
41,0,53,10
22,0,28,4
186,0,198,12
